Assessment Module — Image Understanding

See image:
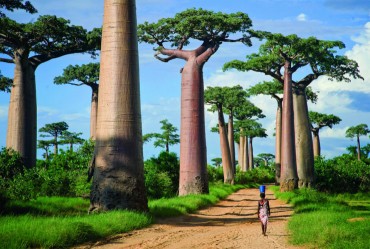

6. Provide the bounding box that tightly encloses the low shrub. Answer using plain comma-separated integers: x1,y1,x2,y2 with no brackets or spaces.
315,155,370,193
207,165,223,183
235,166,275,184
144,151,180,199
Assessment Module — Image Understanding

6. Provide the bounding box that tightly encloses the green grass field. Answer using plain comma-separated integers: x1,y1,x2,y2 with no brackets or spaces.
272,187,370,249
0,183,249,249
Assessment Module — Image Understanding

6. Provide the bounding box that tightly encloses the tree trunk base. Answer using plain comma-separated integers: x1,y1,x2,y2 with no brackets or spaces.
224,179,235,185
90,170,148,212
179,176,209,196
275,163,281,185
298,179,315,188
280,178,298,192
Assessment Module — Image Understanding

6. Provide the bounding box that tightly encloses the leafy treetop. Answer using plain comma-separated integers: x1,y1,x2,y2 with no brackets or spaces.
224,32,363,86
0,0,37,17
54,63,100,90
0,15,101,67
138,8,258,62
39,122,69,140
309,111,341,130
345,124,370,139
0,72,12,92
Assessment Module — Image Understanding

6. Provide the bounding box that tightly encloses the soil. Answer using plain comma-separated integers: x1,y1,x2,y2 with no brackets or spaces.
76,187,305,249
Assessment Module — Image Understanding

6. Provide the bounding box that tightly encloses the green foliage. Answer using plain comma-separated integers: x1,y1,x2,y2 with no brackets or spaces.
234,166,275,184
54,63,100,86
0,184,245,249
138,8,254,48
315,155,370,193
0,147,25,179
0,207,151,249
0,15,101,61
144,151,180,199
144,119,180,152
223,32,363,86
309,111,342,129
3,140,94,201
207,165,224,183
273,188,370,249
0,148,25,211
0,0,37,17
0,72,12,92
149,183,245,217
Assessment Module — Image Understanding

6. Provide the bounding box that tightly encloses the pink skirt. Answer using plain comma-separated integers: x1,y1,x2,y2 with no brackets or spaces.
259,214,268,225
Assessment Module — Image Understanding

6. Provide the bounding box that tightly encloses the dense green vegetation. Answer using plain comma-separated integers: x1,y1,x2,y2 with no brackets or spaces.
0,183,247,249
272,186,370,249
1,142,369,248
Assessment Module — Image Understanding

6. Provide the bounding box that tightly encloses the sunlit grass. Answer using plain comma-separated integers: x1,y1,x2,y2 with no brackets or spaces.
1,183,247,249
272,187,370,249
149,183,247,217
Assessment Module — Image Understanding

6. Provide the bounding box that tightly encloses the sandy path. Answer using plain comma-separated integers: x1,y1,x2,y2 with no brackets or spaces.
77,187,304,249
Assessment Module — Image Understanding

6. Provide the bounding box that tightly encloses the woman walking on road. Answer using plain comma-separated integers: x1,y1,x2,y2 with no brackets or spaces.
258,192,270,236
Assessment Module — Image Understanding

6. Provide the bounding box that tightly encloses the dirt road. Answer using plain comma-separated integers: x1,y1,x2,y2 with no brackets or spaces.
78,187,304,249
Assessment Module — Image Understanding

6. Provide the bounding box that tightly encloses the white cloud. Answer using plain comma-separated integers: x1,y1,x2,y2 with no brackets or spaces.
37,106,59,117
297,13,307,21
0,105,7,119
204,70,270,88
61,112,89,121
320,126,348,138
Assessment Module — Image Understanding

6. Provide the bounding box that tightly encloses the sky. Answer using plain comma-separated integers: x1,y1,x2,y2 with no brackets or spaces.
0,0,369,163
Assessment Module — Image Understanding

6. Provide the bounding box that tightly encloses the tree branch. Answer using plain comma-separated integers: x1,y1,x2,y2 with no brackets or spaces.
196,43,219,65
0,57,14,63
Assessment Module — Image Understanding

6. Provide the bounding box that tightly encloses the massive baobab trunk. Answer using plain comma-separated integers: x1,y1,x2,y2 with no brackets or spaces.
293,86,315,188
218,108,233,184
90,88,98,140
274,99,282,184
179,55,209,194
89,0,148,212
6,54,37,168
280,61,298,192
312,129,320,157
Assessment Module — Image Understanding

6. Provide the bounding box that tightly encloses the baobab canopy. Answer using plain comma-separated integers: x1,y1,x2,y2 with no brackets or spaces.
137,8,255,53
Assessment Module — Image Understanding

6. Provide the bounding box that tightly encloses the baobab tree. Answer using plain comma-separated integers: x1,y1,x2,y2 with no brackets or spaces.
54,63,100,140
138,8,257,195
257,153,275,166
224,33,363,191
59,131,85,152
39,121,69,155
243,120,267,170
234,102,265,171
309,111,341,157
89,0,148,212
223,85,248,171
37,140,52,160
143,119,180,153
345,124,370,161
0,15,101,168
249,80,318,183
205,86,234,184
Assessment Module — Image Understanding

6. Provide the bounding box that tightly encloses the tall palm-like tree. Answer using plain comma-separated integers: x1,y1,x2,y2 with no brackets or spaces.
89,0,148,212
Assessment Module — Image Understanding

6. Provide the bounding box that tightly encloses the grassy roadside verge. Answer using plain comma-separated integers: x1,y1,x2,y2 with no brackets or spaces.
271,186,370,249
0,183,252,249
